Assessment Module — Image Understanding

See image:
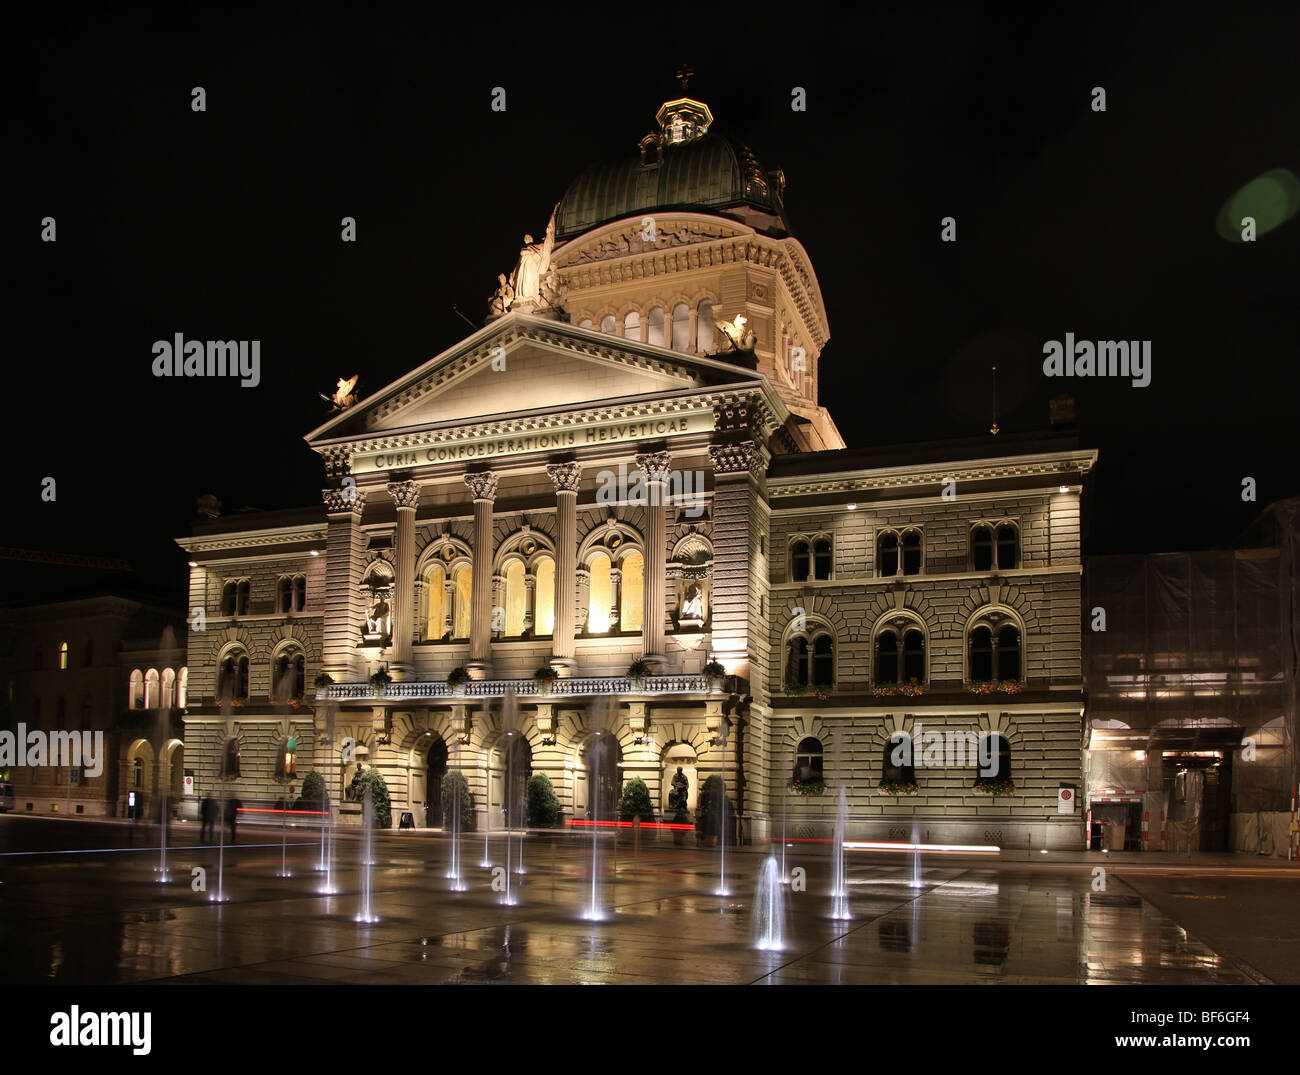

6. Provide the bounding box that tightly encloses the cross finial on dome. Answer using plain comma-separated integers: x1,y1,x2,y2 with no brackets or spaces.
676,63,694,91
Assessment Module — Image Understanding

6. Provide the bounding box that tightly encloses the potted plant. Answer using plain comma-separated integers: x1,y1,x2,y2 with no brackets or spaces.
533,666,559,695
314,671,334,689
441,770,475,831
671,805,691,846
877,778,919,796
969,679,1022,695
787,775,827,796
446,666,470,693
973,776,1016,796
617,777,654,822
703,659,726,692
872,678,926,697
369,668,392,696
783,683,831,701
627,658,653,687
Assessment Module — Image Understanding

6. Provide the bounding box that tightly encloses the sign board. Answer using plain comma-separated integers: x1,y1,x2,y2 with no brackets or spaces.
1057,787,1076,814
183,775,195,796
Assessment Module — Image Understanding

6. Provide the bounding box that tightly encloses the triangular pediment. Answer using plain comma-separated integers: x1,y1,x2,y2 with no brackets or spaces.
306,312,763,445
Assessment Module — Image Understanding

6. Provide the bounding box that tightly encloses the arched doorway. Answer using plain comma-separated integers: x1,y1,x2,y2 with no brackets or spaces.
162,739,185,798
576,733,621,821
502,735,532,829
423,735,448,827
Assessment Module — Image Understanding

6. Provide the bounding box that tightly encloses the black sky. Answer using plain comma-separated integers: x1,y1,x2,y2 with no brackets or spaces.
8,3,1299,603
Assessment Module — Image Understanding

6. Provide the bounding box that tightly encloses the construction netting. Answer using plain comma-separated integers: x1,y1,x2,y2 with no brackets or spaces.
1085,498,1298,824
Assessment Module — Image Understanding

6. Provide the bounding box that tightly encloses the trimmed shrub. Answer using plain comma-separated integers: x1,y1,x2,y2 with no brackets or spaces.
355,768,391,828
618,777,654,822
295,770,327,811
441,770,475,831
525,773,561,827
696,774,732,843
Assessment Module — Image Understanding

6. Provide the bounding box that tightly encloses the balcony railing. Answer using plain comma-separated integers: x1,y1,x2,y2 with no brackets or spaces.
317,674,717,702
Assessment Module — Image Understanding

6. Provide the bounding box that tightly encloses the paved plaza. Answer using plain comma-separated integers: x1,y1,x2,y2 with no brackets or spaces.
3,816,1295,986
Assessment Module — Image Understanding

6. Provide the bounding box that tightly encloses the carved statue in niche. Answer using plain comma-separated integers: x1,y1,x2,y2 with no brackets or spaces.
668,767,689,812
361,589,392,645
680,583,704,621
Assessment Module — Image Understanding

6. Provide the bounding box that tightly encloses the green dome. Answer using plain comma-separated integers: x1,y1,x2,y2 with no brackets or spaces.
555,130,789,241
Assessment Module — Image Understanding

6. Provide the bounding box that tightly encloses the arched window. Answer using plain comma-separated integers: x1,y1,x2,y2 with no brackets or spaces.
276,576,292,613
293,574,307,611
696,299,714,352
997,625,1021,681
218,650,250,701
235,579,250,616
587,552,612,634
534,557,555,636
786,631,834,688
220,739,241,779
452,564,472,639
971,525,994,571
793,737,823,781
128,670,144,708
177,667,188,708
280,737,298,780
977,734,1012,784
579,318,592,330
875,631,899,684
903,629,926,682
145,669,160,709
671,303,690,351
877,531,899,577
813,538,832,580
969,626,994,682
967,617,1022,684
623,311,641,341
273,647,305,702
600,314,616,334
59,642,68,670
503,559,527,637
996,524,1019,570
882,734,915,785
648,306,665,347
161,668,176,709
424,563,447,640
133,757,143,788
620,552,644,632
901,530,923,575
972,523,1019,570
790,540,811,582
221,581,237,616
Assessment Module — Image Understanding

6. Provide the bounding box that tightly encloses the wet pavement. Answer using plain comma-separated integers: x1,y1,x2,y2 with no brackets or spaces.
0,816,1287,985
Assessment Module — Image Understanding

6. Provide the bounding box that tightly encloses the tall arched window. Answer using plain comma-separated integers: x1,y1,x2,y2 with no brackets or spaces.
971,523,1019,570
648,306,665,347
903,629,925,682
786,630,834,688
128,670,144,708
59,642,68,670
623,311,641,341
620,552,644,632
997,625,1021,681
587,552,612,634
424,563,447,640
967,617,1023,683
145,669,160,709
161,668,176,709
969,626,994,682
503,559,527,637
276,576,292,613
452,564,472,639
218,650,250,701
534,557,555,636
971,525,995,571
977,734,1012,783
274,647,305,701
177,667,188,708
791,540,811,582
793,737,823,781
600,314,616,335
696,299,714,352
813,538,832,580
901,530,923,575
293,574,307,611
875,624,927,686
671,303,690,351
235,579,250,616
875,631,899,684
996,525,1019,570
221,581,237,616
877,531,898,577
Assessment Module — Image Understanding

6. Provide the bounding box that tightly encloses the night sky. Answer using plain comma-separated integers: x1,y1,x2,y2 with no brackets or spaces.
9,4,1299,603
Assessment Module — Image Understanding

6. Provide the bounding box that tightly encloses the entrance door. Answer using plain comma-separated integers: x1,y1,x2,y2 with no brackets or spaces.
425,737,448,827
582,735,621,821
503,736,532,829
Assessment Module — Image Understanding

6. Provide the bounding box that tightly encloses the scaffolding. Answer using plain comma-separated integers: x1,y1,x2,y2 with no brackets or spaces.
1084,498,1298,854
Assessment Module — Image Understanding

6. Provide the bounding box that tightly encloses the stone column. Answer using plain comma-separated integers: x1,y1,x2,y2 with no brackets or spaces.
463,471,498,678
707,441,764,685
546,462,582,675
637,451,672,670
387,480,421,678
523,573,536,636
321,486,367,683
609,566,622,632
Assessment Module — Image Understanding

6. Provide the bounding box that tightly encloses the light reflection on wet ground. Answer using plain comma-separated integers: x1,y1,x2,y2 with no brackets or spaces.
0,826,1262,985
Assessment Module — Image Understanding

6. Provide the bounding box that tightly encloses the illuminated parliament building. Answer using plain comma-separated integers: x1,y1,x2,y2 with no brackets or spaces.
176,90,1097,849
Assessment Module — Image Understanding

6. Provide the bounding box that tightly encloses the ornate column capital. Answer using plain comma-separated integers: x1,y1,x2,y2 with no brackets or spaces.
707,441,763,478
546,461,582,492
387,480,422,510
323,486,366,515
636,451,673,484
464,471,499,502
